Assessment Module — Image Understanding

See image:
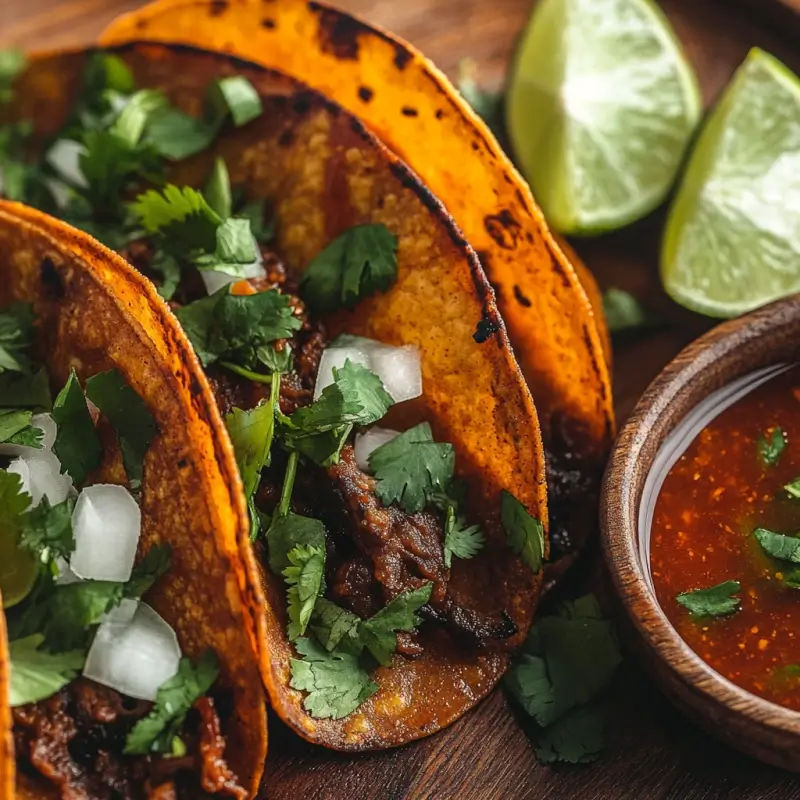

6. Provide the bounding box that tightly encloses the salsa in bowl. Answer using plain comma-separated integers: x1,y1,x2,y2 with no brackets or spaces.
602,295,800,770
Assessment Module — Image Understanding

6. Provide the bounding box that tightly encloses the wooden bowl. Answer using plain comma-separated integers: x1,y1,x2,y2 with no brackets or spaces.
601,294,800,769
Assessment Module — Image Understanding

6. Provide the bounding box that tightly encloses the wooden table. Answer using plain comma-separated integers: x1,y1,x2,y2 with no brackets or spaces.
4,0,800,797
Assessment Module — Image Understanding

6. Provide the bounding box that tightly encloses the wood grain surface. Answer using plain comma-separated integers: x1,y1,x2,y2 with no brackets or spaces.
3,0,800,797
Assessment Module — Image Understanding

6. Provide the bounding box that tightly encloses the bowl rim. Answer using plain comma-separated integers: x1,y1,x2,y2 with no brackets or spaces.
601,293,800,739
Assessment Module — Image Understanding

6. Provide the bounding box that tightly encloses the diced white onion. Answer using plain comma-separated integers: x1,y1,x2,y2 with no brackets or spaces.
354,427,399,471
54,556,81,586
70,484,141,582
200,238,266,294
7,451,73,507
83,600,181,701
44,178,73,211
313,347,371,400
45,139,89,189
314,337,422,404
0,413,58,459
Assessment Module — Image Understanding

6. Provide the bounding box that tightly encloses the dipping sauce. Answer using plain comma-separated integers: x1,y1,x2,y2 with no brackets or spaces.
651,365,800,710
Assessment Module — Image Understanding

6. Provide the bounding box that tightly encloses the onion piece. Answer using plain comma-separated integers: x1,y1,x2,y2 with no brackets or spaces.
0,413,57,459
354,427,400,471
7,451,73,507
70,485,141,582
200,238,266,294
83,600,181,701
314,337,422,404
54,557,81,586
45,139,89,189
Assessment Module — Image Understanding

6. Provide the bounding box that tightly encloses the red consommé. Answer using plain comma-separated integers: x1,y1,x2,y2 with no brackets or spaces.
651,365,800,710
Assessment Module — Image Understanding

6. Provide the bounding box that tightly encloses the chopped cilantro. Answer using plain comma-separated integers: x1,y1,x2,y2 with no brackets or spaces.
675,579,741,617
0,302,35,375
785,478,800,499
300,224,398,314
754,528,800,563
309,598,361,652
289,636,378,720
457,58,503,139
51,369,102,485
122,543,172,599
602,288,660,335
0,469,31,528
505,594,621,765
204,157,233,219
0,49,26,105
125,650,219,755
369,422,454,513
194,217,256,275
226,393,277,540
267,513,327,576
238,199,274,243
211,76,264,127
145,107,217,161
9,634,85,707
0,408,43,448
150,251,182,301
358,583,432,666
85,369,156,488
758,427,786,467
18,496,76,561
0,368,52,411
176,287,301,370
535,705,608,765
443,505,484,568
284,544,326,640
500,491,544,574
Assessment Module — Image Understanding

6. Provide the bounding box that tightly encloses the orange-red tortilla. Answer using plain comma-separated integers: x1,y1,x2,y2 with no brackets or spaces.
0,594,13,800
7,44,547,749
100,0,615,492
0,201,267,795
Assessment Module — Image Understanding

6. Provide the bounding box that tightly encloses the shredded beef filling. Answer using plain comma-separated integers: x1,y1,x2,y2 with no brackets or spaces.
12,678,245,800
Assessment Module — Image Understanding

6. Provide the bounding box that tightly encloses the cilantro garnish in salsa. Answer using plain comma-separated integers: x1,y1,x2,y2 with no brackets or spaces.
652,365,800,710
0,49,547,725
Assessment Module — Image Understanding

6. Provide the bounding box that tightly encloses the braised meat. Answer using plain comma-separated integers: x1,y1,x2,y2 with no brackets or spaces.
12,678,244,800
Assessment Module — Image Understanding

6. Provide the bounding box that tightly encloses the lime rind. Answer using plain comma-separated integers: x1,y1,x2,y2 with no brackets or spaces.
507,0,701,235
662,48,800,317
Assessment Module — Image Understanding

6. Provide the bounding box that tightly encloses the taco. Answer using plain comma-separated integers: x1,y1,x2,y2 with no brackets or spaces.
98,0,616,581
0,44,546,749
0,200,267,796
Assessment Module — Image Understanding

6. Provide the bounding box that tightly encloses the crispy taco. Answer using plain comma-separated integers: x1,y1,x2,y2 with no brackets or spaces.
98,0,616,581
0,200,267,796
1,44,547,749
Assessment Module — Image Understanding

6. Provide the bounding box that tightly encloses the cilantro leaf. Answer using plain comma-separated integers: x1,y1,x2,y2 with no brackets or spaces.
284,544,326,640
150,251,182,301
754,528,800,563
210,76,263,127
125,650,219,755
51,369,102,485
358,583,432,666
309,597,361,652
602,288,659,335
9,634,85,707
0,302,35,375
535,705,608,765
0,468,32,529
85,369,156,488
443,505,484,568
0,49,26,105
204,157,232,220
238,199,274,243
676,579,741,618
0,408,43,448
0,369,51,411
123,543,172,599
288,360,393,437
289,637,378,720
300,224,398,314
369,422,454,513
145,107,217,161
758,427,786,467
501,491,544,574
110,90,167,148
505,594,621,732
785,478,800,499
175,287,301,369
267,513,327,576
18,496,75,561
194,218,256,275
133,184,221,253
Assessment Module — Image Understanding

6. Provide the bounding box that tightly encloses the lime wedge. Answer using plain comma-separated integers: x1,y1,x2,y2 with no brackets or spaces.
0,525,38,609
506,0,701,234
663,49,800,317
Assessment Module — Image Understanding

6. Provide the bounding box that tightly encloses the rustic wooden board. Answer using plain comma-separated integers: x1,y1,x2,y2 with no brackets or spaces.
4,0,800,796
